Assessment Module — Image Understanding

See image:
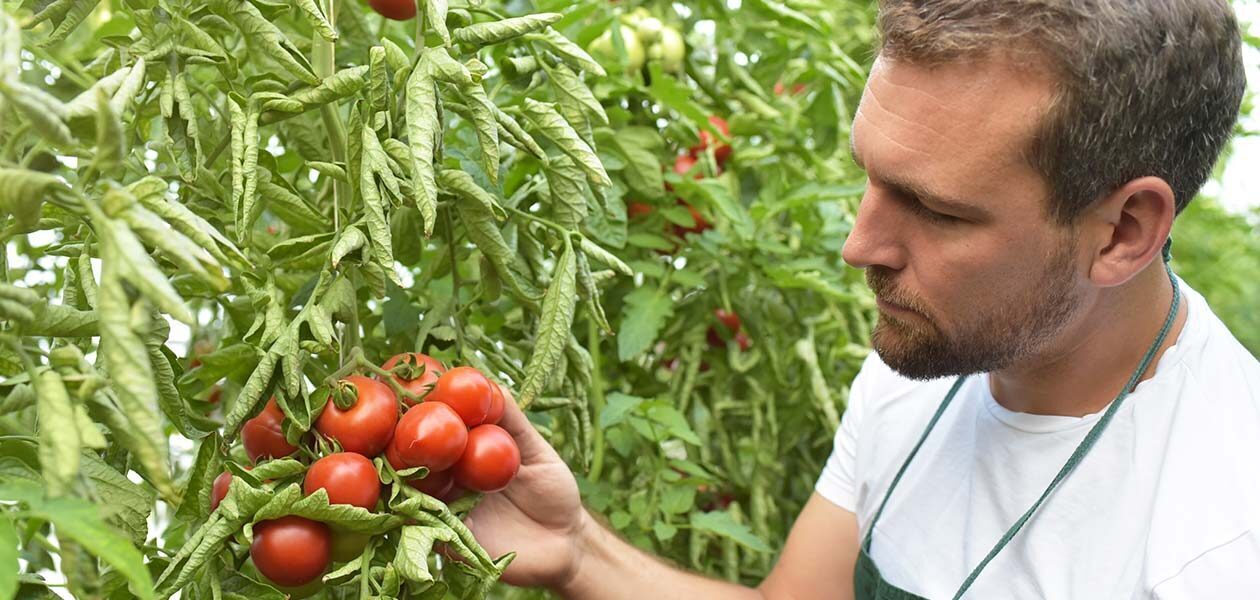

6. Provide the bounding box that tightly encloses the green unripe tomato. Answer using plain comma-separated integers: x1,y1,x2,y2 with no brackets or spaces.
657,26,685,73
636,16,663,45
589,25,646,74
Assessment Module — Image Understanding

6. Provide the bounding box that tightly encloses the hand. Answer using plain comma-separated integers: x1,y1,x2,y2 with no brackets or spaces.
464,390,587,589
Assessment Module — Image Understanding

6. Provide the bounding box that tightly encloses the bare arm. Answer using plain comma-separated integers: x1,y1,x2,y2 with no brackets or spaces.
555,494,860,600
467,393,859,600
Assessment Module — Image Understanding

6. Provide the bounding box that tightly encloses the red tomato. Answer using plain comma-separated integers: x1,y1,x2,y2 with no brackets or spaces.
428,366,492,427
627,201,654,219
410,468,455,498
304,453,381,511
242,398,298,464
691,115,732,166
367,0,415,20
673,154,698,177
250,516,331,587
735,331,752,352
380,353,445,404
391,402,468,472
714,309,741,333
207,384,222,404
672,200,711,237
210,471,231,511
485,383,508,426
452,425,521,493
316,376,399,457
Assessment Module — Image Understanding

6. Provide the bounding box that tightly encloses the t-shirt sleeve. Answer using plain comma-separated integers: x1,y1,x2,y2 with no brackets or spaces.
814,352,878,512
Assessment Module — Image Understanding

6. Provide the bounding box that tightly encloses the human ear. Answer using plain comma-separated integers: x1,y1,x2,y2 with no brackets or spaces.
1083,176,1176,288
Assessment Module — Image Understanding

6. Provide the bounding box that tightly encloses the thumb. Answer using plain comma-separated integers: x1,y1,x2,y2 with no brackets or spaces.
494,386,559,465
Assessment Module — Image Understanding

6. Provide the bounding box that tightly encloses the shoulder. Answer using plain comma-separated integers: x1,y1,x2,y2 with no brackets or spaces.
1149,530,1260,599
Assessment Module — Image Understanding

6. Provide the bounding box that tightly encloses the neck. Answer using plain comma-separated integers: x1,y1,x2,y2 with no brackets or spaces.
989,264,1187,417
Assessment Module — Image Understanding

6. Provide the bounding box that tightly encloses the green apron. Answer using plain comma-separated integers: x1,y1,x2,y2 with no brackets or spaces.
854,240,1181,600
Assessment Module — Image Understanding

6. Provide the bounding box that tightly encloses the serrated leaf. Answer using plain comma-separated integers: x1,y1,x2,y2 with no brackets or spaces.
0,169,67,231
134,179,250,267
216,0,319,84
493,105,547,161
33,367,80,498
438,169,503,219
289,65,369,107
239,105,261,244
617,285,673,361
394,526,456,583
94,90,125,171
454,81,500,182
292,0,337,41
424,47,472,85
63,67,130,118
518,243,578,407
579,238,632,276
453,195,541,305
542,155,588,228
0,481,155,599
424,0,450,45
116,197,228,291
259,182,330,232
253,485,406,534
406,64,440,237
108,57,147,117
80,451,154,546
547,63,607,125
527,28,606,77
331,226,367,268
41,0,98,47
2,81,74,147
452,13,562,46
521,99,610,187
690,510,772,553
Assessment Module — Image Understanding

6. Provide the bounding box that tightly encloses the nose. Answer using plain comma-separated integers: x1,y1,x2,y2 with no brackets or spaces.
841,187,909,271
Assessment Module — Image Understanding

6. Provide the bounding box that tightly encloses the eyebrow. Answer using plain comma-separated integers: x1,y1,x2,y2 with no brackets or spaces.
849,138,989,220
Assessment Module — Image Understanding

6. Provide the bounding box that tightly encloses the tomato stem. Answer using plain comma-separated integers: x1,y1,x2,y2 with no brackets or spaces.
587,316,606,482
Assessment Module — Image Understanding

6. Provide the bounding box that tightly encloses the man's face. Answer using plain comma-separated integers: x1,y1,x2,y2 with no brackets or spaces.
843,55,1085,380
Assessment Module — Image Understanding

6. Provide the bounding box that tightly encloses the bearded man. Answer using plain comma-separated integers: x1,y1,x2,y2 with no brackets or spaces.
461,1,1260,598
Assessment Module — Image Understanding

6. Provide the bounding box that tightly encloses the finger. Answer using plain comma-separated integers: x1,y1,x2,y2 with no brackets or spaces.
495,388,558,464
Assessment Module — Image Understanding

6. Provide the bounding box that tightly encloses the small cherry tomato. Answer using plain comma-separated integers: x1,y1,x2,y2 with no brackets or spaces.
735,331,752,351
250,516,331,587
452,424,521,494
627,201,654,219
210,471,232,511
484,383,508,426
380,352,446,404
714,309,741,333
391,402,468,472
691,115,732,166
316,376,399,457
429,366,492,427
304,452,381,511
242,398,299,464
367,0,416,21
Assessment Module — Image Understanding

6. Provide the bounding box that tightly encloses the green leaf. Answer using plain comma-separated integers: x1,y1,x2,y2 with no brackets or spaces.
94,89,125,171
1,480,156,599
63,66,130,118
599,392,642,429
0,169,65,231
453,193,541,305
493,105,547,161
579,238,633,276
394,525,455,583
289,65,369,108
116,198,229,292
108,57,147,117
33,368,79,498
95,215,196,325
406,63,440,237
253,485,405,534
424,0,451,45
1,81,74,147
134,179,250,267
331,226,367,268
690,510,772,553
617,285,673,361
80,451,154,547
646,69,713,129
659,485,696,515
546,63,607,125
521,99,611,188
0,515,16,600
454,80,500,182
452,13,562,46
175,434,223,522
542,155,588,228
41,0,98,47
519,242,578,407
528,28,606,77
360,125,402,286
215,0,319,84
292,0,337,41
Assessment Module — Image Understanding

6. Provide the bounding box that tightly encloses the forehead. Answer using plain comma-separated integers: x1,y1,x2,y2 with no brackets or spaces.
852,56,1055,209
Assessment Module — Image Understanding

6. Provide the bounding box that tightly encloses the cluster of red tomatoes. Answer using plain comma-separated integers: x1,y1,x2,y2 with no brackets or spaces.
209,353,521,592
627,115,732,240
707,308,750,352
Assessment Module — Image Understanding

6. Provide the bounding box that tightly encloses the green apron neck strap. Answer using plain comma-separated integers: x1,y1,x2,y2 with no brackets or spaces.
950,259,1182,599
861,375,969,551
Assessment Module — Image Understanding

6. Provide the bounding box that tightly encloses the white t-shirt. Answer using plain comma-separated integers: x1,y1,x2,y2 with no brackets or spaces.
815,276,1260,599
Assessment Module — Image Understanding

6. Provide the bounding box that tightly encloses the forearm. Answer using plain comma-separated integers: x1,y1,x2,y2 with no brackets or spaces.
553,510,765,600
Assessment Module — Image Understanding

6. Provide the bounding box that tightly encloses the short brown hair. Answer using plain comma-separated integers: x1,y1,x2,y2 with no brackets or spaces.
877,0,1247,225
